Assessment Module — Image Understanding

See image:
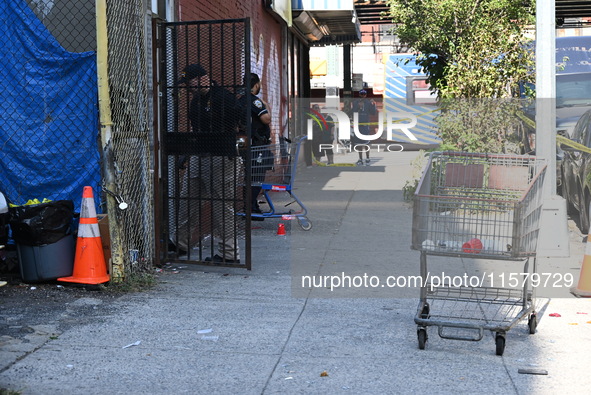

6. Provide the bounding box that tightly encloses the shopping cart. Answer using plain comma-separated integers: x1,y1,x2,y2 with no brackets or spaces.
411,151,547,355
244,136,311,230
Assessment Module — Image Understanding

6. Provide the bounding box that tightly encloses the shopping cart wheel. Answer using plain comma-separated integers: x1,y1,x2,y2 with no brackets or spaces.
420,303,430,319
417,328,427,350
528,314,537,334
495,333,505,356
297,216,312,231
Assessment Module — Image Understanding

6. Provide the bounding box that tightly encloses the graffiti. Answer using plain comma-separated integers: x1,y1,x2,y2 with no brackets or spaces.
249,28,282,142
266,37,280,140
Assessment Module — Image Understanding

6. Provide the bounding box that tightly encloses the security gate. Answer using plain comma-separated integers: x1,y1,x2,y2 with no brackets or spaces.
159,19,252,269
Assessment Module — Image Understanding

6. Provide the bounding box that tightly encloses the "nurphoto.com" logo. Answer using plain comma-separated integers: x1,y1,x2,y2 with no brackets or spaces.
306,109,418,153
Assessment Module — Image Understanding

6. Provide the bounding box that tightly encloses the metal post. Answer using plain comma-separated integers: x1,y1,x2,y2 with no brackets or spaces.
535,0,569,257
96,0,125,281
535,0,556,194
343,44,352,98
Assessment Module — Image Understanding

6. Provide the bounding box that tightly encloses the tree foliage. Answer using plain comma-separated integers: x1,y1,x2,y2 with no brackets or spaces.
385,0,536,152
386,0,535,99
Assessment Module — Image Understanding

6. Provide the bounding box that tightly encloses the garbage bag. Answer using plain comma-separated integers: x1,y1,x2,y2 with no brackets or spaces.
9,200,74,246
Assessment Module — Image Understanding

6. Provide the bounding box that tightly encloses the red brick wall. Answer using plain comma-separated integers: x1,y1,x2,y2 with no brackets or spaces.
179,0,285,141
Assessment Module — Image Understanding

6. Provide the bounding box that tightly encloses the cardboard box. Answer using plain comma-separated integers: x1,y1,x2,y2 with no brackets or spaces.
97,214,111,272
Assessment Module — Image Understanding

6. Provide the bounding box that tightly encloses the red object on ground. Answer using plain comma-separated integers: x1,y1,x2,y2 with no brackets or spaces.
462,238,483,254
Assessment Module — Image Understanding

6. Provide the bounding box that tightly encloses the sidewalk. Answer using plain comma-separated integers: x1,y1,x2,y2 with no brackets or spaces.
1,148,590,394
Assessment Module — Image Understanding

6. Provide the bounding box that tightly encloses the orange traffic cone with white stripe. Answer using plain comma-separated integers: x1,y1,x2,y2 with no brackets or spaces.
58,186,110,284
571,226,591,297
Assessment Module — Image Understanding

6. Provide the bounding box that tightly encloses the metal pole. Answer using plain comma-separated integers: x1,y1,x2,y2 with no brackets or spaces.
535,0,556,195
535,0,569,257
343,44,352,98
96,0,125,281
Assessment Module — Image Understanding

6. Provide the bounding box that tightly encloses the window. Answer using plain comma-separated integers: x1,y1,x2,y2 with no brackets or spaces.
406,77,437,105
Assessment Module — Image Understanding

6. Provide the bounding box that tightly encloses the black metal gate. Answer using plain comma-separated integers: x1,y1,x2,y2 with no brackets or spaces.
159,19,252,269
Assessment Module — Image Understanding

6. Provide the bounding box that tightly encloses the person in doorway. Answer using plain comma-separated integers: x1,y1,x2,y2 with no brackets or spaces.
172,63,242,264
351,89,376,166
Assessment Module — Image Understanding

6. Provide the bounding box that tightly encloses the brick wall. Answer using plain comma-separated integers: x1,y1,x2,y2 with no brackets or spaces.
179,0,285,141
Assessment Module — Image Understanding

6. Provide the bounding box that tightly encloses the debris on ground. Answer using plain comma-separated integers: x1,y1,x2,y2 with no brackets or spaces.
122,340,141,349
518,368,548,375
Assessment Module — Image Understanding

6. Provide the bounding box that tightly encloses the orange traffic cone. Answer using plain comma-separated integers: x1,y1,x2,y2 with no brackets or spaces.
58,186,110,285
277,223,286,236
571,229,591,297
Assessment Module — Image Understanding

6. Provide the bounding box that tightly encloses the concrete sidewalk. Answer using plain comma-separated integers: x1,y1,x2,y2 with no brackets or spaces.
1,149,590,394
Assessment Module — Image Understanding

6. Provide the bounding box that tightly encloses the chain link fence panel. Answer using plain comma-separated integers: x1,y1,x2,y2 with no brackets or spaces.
1,0,155,279
104,0,154,277
0,0,100,209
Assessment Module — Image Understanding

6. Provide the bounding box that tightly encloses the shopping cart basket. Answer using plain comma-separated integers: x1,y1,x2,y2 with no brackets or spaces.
242,136,311,230
411,151,547,355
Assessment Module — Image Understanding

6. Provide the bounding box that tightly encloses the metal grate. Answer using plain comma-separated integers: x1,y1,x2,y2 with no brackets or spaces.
160,19,251,268
412,152,547,258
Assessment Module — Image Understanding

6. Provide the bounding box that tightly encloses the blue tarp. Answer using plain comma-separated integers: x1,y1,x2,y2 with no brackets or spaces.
0,0,100,212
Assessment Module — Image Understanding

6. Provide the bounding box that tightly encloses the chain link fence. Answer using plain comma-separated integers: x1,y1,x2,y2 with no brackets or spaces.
0,0,100,209
104,0,154,278
0,0,154,280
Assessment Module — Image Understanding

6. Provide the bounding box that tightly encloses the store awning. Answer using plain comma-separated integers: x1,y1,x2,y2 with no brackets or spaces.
292,0,361,45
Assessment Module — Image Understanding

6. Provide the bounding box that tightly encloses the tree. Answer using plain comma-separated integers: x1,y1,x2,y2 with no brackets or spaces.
386,0,536,152
386,0,535,98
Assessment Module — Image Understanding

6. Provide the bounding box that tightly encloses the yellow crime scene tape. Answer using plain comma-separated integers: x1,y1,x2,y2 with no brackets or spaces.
318,108,591,155
557,135,591,155
516,110,536,129
9,198,53,207
514,111,591,154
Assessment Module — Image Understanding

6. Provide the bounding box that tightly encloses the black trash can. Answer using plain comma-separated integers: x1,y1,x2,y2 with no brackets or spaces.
16,235,75,282
9,200,75,283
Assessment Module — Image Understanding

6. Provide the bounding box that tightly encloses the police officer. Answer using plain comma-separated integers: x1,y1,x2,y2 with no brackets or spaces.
240,73,272,214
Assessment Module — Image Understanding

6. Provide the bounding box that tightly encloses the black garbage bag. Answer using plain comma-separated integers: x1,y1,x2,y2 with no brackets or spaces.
9,200,74,246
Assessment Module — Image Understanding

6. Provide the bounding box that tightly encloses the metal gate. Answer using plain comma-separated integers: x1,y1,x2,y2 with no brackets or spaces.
159,19,252,269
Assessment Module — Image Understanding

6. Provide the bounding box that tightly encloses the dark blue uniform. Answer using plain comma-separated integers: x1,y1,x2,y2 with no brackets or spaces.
239,94,270,146
239,93,273,214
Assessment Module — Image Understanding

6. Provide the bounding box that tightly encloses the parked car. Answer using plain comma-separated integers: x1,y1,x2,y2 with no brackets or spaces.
524,71,591,148
560,108,591,234
522,37,591,194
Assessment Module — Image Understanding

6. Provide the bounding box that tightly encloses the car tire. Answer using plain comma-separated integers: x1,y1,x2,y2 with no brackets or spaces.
579,188,590,236
561,167,576,215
